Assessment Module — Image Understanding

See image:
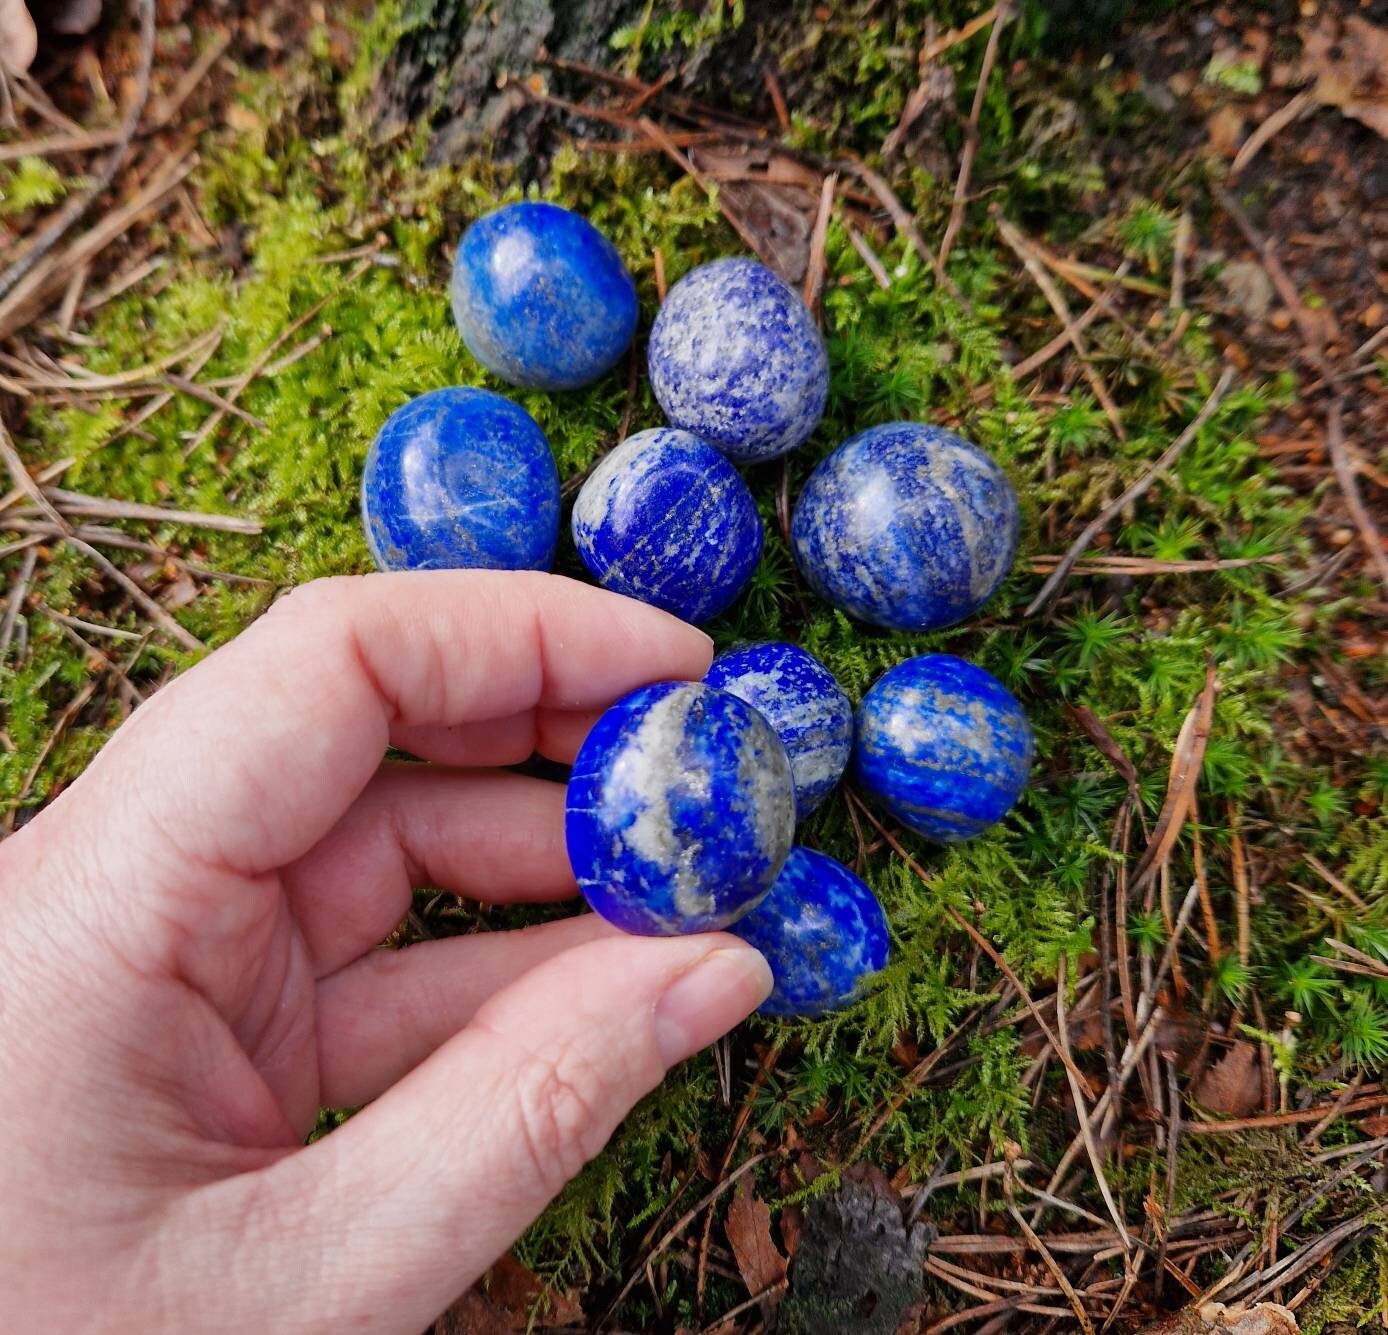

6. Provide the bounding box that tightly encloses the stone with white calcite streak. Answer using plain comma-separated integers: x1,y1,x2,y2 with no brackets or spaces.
571,427,763,625
565,681,796,936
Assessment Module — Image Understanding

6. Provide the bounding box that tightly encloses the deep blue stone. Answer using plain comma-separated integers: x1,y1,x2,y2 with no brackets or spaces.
704,642,852,819
731,846,890,1017
571,427,764,624
566,681,796,936
790,423,1020,631
361,387,559,572
854,654,1034,844
648,258,828,463
451,201,639,391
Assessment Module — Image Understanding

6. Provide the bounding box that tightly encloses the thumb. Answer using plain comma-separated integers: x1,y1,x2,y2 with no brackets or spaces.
220,931,772,1333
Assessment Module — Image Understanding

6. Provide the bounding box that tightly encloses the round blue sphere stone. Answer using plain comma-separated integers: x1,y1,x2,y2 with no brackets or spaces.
704,642,853,819
361,386,559,572
648,258,829,463
571,427,764,624
790,423,1020,631
854,654,1034,844
731,847,890,1017
451,201,638,391
566,681,796,936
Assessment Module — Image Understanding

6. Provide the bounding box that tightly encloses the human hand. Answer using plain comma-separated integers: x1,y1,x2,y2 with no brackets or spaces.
0,571,773,1332
0,0,36,73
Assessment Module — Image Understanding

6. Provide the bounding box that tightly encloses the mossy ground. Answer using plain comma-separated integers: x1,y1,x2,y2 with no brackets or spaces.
4,2,1387,1328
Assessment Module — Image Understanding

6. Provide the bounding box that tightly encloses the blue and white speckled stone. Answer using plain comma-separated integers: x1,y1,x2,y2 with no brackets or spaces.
731,846,890,1017
704,642,853,819
790,423,1020,631
566,681,796,936
571,427,764,624
361,387,559,572
451,201,638,391
647,258,829,463
854,654,1034,844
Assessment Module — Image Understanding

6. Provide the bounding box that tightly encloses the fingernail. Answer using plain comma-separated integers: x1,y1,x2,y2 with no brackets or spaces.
654,945,774,1068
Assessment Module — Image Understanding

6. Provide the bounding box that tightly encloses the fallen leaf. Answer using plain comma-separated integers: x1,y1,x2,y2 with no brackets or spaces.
1193,1040,1263,1117
1208,104,1247,157
435,1254,582,1333
1130,661,1219,896
1301,16,1388,140
725,1178,788,1300
1360,1112,1388,1136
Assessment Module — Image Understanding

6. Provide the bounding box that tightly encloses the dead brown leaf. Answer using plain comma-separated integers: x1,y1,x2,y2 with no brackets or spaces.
1208,104,1247,157
1130,660,1219,896
1193,1040,1263,1117
725,1178,789,1300
435,1254,582,1333
1301,16,1388,140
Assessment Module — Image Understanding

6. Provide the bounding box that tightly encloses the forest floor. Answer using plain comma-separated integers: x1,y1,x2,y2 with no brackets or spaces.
2,1,1387,1332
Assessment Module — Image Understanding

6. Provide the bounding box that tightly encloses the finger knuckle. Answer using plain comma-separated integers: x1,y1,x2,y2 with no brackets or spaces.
509,1044,610,1195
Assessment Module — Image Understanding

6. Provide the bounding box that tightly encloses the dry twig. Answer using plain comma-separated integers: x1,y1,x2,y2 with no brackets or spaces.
938,1,1010,269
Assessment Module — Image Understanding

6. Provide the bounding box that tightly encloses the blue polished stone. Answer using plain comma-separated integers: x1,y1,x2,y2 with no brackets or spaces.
361,387,559,572
790,423,1020,632
704,642,852,819
571,427,764,624
566,681,796,936
648,258,829,463
731,846,889,1017
854,654,1034,844
451,201,639,391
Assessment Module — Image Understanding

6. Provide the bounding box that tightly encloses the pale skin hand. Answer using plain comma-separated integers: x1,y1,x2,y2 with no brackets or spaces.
0,571,773,1333
0,0,37,73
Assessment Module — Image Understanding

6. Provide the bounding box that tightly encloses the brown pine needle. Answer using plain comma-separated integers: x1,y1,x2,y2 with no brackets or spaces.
938,0,1010,270
996,215,1126,439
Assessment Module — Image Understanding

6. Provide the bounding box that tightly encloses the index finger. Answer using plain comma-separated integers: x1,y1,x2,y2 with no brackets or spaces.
48,571,713,879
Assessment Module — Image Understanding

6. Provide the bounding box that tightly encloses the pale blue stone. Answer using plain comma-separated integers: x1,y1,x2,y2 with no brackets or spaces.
648,258,828,463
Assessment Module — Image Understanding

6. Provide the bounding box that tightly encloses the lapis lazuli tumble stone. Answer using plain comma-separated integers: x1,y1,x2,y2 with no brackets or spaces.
648,258,829,463
704,642,853,819
361,386,560,572
731,846,890,1017
572,427,764,624
451,201,639,391
566,681,796,936
790,423,1020,632
854,654,1034,844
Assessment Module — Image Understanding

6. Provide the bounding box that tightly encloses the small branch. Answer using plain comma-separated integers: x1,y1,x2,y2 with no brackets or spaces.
938,1,1010,270
42,488,262,535
1326,398,1388,595
1025,366,1235,615
1230,88,1315,179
